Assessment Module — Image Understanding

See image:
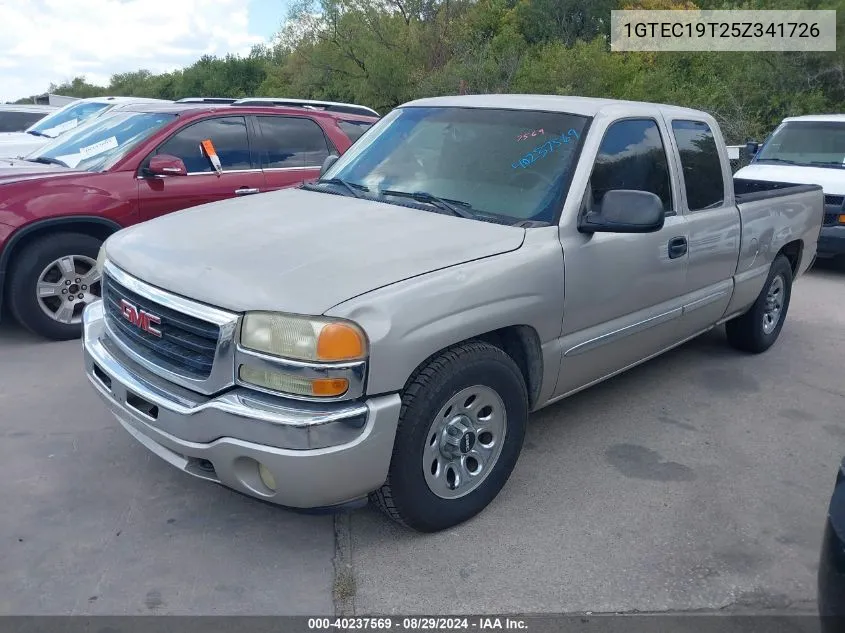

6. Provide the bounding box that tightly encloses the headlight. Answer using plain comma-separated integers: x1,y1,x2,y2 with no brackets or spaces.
240,312,367,362
238,312,367,399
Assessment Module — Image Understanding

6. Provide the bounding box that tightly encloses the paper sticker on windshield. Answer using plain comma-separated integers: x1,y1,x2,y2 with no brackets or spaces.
79,136,119,158
41,118,79,137
201,139,222,173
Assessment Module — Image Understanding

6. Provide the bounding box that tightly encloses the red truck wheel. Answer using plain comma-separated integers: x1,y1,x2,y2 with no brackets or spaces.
7,233,103,341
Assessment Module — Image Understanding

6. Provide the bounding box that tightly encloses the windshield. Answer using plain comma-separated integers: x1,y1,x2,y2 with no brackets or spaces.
26,101,111,138
756,120,845,168
28,111,176,171
322,106,590,223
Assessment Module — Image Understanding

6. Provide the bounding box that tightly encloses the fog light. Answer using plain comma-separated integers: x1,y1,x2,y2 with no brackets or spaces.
258,462,277,491
239,365,349,398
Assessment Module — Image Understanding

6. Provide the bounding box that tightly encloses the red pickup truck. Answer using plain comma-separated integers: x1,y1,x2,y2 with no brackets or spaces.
0,102,379,340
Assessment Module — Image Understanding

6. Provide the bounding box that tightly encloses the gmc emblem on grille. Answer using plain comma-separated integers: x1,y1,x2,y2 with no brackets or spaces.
119,299,162,337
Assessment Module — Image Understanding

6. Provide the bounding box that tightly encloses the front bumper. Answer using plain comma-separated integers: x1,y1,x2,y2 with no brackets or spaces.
82,301,402,509
818,225,845,258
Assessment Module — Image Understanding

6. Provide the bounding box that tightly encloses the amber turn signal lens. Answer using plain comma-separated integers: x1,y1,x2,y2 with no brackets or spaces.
311,377,350,397
839,214,845,224
317,323,366,361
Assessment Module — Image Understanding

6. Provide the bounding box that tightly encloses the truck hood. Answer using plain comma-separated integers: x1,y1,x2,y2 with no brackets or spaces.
105,188,527,315
0,132,48,159
736,163,845,196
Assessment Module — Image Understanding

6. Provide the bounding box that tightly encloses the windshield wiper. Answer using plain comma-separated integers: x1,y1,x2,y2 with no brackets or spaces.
755,157,799,165
379,189,475,219
28,156,69,168
305,178,369,199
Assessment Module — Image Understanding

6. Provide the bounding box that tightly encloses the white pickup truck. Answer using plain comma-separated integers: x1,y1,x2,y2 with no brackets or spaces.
82,95,823,532
736,114,845,261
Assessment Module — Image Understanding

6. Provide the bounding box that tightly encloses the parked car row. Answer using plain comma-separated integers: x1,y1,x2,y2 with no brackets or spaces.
0,93,838,622
0,98,379,339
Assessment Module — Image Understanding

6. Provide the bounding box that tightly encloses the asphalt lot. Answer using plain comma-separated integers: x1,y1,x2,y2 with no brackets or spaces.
1,261,843,616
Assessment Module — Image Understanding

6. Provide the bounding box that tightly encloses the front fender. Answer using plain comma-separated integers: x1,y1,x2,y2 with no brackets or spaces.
325,228,566,400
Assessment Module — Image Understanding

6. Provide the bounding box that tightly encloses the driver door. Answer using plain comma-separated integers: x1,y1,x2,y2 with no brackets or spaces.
553,117,689,398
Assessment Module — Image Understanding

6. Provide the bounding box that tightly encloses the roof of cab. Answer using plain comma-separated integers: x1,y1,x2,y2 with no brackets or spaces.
401,94,710,119
782,114,845,123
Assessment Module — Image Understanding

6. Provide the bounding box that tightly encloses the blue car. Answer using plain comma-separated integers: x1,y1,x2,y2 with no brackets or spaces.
820,458,845,632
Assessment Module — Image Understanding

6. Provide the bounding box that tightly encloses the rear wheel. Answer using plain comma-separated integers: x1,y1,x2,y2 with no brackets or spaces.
371,340,528,532
8,233,102,340
726,254,793,354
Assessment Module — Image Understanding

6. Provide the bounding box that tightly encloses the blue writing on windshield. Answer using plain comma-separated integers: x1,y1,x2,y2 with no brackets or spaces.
512,129,579,169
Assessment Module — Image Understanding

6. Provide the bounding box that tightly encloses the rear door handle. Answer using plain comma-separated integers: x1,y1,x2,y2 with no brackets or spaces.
668,236,688,259
235,187,260,196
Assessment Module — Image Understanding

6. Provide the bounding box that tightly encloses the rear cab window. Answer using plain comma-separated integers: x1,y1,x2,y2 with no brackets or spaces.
671,120,725,211
589,118,673,216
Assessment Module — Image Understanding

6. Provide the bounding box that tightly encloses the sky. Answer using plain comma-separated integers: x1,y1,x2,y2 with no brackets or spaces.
0,0,292,102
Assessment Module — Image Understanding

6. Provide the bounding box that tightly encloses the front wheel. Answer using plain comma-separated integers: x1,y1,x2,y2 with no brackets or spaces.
371,340,528,532
7,233,103,341
726,254,793,354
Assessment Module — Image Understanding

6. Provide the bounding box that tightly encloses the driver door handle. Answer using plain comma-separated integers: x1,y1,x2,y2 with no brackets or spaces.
235,187,260,196
668,236,688,259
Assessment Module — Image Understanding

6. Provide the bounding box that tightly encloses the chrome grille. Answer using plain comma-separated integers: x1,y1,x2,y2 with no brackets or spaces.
103,273,220,379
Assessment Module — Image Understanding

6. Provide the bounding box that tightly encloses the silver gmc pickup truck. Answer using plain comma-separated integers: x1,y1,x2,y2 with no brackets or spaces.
82,95,823,532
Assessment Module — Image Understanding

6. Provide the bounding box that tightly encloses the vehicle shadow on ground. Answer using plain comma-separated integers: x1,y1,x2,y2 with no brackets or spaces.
0,317,44,345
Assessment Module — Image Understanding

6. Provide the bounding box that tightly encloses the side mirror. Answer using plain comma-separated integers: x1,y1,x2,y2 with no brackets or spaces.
146,154,187,177
745,141,759,159
320,154,339,178
578,190,665,234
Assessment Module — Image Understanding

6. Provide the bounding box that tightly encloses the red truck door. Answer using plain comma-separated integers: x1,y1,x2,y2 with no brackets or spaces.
138,115,264,221
254,115,331,191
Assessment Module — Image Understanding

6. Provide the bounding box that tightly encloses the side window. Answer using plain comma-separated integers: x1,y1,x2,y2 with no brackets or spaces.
337,120,374,143
0,111,47,132
156,117,251,173
256,116,330,168
590,119,672,214
671,120,725,211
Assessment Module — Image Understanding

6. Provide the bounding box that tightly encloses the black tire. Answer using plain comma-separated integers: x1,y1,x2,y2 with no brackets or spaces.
725,254,793,354
371,340,528,532
7,233,102,341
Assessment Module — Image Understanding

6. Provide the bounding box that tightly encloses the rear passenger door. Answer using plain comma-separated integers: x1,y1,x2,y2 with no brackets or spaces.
554,118,689,398
138,116,265,221
665,118,740,335
255,116,332,191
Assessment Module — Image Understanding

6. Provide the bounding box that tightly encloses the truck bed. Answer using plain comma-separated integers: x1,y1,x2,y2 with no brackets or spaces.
723,177,823,319
733,177,821,204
